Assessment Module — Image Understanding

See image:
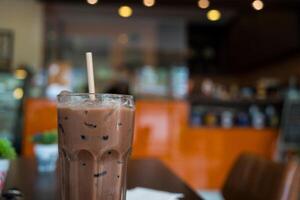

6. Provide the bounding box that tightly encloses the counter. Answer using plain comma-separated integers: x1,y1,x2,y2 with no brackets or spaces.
22,98,278,189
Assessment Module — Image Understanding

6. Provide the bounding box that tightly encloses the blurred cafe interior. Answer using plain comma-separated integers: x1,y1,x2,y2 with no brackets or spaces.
0,0,300,199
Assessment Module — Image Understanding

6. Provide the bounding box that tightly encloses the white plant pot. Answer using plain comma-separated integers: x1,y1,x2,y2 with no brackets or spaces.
0,159,10,193
34,144,58,172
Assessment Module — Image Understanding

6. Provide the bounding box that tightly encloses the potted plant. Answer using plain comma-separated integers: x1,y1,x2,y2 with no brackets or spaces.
32,130,58,172
0,138,16,191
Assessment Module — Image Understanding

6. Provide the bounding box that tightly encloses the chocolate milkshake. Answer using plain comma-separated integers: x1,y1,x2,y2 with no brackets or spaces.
57,93,135,200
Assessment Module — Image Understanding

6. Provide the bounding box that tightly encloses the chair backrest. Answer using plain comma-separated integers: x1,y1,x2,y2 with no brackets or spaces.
222,153,300,200
22,98,57,157
283,160,300,200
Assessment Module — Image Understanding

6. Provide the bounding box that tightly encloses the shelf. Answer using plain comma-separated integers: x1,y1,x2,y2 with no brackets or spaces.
188,127,279,132
280,143,300,150
189,96,283,107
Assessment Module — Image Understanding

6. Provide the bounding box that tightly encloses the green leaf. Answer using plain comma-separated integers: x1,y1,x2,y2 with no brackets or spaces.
33,130,58,145
0,139,17,160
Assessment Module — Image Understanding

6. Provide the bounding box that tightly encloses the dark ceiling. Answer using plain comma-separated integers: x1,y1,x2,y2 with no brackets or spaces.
41,0,300,73
39,0,300,9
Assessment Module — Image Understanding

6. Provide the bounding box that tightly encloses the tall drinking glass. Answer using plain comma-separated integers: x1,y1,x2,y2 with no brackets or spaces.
57,93,135,200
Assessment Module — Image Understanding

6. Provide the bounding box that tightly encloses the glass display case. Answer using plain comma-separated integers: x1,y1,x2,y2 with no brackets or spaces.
0,73,25,144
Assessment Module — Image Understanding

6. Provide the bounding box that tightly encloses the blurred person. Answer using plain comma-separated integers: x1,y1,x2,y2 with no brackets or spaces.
105,66,131,95
45,61,72,100
105,80,130,95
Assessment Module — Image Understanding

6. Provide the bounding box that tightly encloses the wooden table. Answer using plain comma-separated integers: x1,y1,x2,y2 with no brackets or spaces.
3,158,202,200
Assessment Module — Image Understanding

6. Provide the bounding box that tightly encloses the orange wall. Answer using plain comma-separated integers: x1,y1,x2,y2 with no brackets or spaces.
22,98,57,156
132,100,188,158
132,100,278,189
161,127,278,189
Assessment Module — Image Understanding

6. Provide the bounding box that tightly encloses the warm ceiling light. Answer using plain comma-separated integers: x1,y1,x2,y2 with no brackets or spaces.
144,0,155,7
207,9,221,21
198,0,210,9
252,0,264,10
87,0,98,5
118,6,133,18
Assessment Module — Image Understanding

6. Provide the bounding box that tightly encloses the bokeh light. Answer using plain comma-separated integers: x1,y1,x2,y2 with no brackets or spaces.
118,6,133,18
87,0,98,5
143,0,155,7
198,0,210,9
13,88,24,100
14,69,27,80
252,0,264,11
207,9,221,21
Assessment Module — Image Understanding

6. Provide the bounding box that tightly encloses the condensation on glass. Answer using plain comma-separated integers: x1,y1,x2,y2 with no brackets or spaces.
57,93,135,200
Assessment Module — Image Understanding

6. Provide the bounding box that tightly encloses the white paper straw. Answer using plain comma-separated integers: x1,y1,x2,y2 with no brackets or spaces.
86,52,96,100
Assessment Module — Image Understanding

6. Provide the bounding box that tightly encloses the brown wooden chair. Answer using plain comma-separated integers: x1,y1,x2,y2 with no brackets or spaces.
222,153,300,200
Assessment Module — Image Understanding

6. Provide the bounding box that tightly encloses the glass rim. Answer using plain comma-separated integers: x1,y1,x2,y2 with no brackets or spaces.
57,93,134,99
